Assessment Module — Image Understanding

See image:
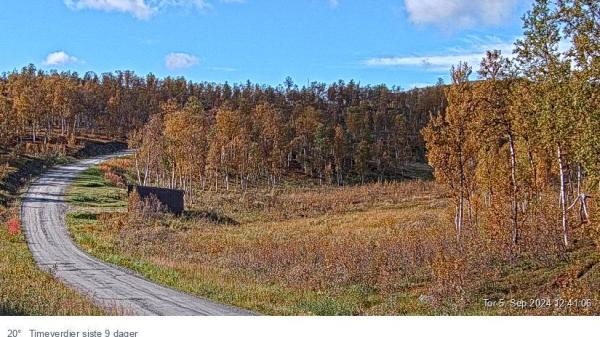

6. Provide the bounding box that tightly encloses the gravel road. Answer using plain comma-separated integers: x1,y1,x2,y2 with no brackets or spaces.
21,152,254,316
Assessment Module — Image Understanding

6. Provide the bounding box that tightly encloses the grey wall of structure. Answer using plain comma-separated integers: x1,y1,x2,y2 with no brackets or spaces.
127,185,185,215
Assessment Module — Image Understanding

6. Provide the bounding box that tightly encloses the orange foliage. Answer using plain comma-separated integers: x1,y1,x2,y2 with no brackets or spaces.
99,160,128,188
7,217,20,236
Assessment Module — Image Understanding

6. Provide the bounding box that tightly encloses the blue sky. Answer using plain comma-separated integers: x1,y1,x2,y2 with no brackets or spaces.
0,0,533,88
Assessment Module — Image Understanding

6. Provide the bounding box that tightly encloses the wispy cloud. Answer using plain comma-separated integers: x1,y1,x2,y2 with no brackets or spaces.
365,35,515,72
165,52,200,70
366,53,484,72
328,0,339,9
42,51,79,66
154,0,210,10
64,0,214,20
404,0,519,30
64,0,155,19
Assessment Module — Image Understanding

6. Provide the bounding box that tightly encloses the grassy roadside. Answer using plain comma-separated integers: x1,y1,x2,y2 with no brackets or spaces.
66,166,442,315
66,164,600,315
0,139,126,315
0,219,105,315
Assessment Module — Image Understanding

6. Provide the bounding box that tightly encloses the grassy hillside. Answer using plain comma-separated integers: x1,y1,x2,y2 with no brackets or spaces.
66,164,446,315
65,160,600,315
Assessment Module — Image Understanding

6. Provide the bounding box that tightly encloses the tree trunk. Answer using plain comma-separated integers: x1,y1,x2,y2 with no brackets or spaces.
72,115,78,137
171,164,176,189
508,132,519,245
557,145,569,248
134,153,142,185
457,192,463,243
457,150,465,244
143,151,150,186
525,138,538,197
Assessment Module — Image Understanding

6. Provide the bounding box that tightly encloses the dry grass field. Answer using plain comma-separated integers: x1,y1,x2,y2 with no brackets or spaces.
66,159,600,315
67,165,449,315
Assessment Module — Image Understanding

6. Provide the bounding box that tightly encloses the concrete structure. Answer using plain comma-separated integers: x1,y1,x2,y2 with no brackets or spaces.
127,185,185,215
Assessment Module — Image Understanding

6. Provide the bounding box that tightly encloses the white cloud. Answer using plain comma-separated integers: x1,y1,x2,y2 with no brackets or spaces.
365,35,515,72
165,52,200,70
42,51,79,66
154,0,210,10
64,0,212,19
328,0,339,8
366,53,484,71
64,0,155,19
404,0,518,30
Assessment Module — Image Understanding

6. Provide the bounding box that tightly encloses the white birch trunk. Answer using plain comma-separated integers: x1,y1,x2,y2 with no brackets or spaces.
557,145,569,248
508,132,519,245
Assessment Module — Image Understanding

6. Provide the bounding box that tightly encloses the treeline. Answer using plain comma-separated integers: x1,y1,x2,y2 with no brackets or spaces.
0,65,445,187
0,65,446,188
130,80,446,193
423,0,599,254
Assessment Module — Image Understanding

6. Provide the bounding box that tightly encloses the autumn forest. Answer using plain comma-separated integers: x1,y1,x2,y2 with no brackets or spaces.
1,0,599,316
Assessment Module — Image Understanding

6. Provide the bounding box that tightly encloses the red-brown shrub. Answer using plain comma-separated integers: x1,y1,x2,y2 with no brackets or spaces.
98,161,127,187
104,171,125,187
7,218,20,235
127,191,168,225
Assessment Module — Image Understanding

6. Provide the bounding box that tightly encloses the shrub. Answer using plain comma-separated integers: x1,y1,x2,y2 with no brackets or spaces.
104,171,125,188
127,191,168,225
99,162,127,188
7,218,20,236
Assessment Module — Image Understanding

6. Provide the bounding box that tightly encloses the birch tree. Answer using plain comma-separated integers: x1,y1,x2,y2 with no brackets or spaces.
515,0,575,248
476,50,522,246
423,63,479,243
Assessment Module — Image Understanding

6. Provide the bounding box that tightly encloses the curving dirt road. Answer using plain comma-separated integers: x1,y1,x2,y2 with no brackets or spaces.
21,152,254,316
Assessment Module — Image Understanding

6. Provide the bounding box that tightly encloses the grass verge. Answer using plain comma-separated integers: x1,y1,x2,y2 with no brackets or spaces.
65,164,600,315
0,223,105,315
67,166,445,315
0,139,126,315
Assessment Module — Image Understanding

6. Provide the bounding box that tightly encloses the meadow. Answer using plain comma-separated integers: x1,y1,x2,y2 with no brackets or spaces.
64,159,600,315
